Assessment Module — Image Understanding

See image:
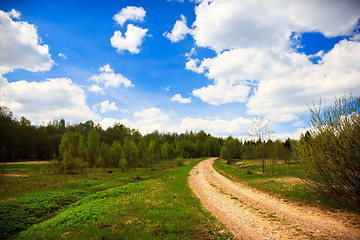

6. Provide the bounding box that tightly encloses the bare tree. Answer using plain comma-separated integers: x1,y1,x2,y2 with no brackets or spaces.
248,117,275,176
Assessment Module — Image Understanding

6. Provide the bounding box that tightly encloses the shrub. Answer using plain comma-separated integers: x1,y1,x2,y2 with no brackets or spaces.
297,95,360,206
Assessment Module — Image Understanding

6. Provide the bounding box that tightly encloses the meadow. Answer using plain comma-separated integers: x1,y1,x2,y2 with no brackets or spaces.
0,159,233,240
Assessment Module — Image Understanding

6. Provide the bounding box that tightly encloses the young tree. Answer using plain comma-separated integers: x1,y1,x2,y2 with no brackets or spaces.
248,117,275,176
297,95,360,206
86,129,100,167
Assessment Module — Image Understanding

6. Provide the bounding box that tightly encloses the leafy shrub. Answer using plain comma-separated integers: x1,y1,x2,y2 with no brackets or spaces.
297,95,360,206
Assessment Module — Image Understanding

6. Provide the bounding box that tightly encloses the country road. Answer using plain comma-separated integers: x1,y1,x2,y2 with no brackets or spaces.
188,158,360,239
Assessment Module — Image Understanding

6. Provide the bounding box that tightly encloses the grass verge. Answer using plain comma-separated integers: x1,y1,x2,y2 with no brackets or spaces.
213,158,360,212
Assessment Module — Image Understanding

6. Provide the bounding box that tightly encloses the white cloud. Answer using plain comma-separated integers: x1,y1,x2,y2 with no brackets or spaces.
171,94,191,103
246,39,360,121
113,6,146,26
110,24,148,54
163,15,192,43
8,9,20,19
180,116,252,138
192,0,360,52
192,80,250,105
186,0,360,123
98,100,118,114
89,64,133,88
0,9,53,74
58,53,67,59
185,58,204,73
88,84,104,94
0,77,99,123
97,118,121,130
130,107,171,134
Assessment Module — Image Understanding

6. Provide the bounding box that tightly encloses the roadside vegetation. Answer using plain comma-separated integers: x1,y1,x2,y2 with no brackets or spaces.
0,159,233,239
215,95,360,211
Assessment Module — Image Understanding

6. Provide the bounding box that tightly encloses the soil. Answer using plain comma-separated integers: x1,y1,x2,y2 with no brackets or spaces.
188,158,360,239
0,161,50,165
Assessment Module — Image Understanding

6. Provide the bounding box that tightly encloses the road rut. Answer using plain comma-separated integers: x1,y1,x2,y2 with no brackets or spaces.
188,158,360,239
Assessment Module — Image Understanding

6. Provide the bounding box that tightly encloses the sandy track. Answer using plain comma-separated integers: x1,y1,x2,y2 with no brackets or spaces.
188,158,360,239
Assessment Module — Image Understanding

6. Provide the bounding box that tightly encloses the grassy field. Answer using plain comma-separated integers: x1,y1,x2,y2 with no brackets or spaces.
0,159,233,239
214,158,360,212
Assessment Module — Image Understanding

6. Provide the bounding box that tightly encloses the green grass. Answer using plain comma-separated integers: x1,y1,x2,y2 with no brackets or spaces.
0,159,233,239
213,158,359,211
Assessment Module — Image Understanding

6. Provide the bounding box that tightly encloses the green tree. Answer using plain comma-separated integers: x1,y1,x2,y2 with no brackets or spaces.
86,129,100,167
297,95,360,206
161,142,172,160
110,141,122,168
220,146,231,163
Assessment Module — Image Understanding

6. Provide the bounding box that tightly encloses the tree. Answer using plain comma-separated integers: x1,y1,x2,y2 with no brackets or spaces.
86,129,100,167
220,146,231,163
297,95,360,206
110,141,122,168
161,142,172,160
248,117,275,176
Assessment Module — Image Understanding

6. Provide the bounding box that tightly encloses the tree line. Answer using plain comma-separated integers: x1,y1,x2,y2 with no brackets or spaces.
0,106,295,169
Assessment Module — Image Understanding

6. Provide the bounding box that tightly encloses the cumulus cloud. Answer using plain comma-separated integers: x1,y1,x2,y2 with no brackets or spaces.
0,9,53,74
89,64,133,88
88,84,104,94
110,24,148,54
246,39,360,121
186,0,360,123
130,107,171,134
113,6,146,26
164,15,192,43
192,0,360,52
192,80,250,105
171,94,191,103
0,77,99,123
98,100,118,113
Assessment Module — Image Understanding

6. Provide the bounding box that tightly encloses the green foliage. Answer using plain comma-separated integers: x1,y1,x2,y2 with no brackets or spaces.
297,95,360,206
0,190,88,239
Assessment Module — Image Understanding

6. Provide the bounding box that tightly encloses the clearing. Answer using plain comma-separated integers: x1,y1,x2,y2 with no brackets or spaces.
188,158,360,239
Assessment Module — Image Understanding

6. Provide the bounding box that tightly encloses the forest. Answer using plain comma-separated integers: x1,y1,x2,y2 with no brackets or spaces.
0,105,294,172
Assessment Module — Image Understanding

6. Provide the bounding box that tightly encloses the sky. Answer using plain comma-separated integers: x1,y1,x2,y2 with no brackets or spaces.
1,0,360,140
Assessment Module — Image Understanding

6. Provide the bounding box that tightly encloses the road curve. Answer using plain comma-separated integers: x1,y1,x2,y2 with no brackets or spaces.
188,158,360,239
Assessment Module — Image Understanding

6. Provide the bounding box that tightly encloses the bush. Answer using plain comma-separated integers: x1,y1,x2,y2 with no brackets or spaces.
297,95,360,206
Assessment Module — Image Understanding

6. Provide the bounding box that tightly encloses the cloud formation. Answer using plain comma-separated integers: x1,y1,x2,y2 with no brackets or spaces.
110,24,148,54
171,94,191,103
0,77,98,123
163,15,192,43
186,0,360,123
99,100,118,114
0,9,53,74
89,64,133,89
113,6,146,26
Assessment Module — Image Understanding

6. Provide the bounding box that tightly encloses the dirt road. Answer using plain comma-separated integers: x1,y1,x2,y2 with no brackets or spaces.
188,158,360,239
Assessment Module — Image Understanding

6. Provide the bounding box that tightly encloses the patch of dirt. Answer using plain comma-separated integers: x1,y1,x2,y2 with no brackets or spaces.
0,161,50,165
2,173,30,177
0,197,16,203
188,158,360,239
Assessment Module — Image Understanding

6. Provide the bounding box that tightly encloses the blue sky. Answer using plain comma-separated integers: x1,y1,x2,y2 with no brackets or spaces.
1,0,360,139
